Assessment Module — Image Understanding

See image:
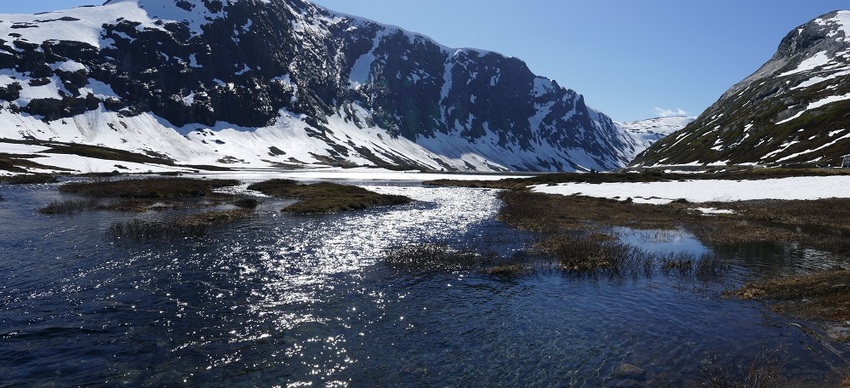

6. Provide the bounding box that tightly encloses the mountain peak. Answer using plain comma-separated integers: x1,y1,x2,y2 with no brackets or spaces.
633,9,850,168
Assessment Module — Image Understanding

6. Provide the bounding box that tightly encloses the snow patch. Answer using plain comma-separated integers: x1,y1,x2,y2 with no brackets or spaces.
780,51,831,77
533,176,850,205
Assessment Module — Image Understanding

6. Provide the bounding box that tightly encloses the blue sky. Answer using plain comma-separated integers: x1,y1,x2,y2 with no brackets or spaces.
4,1,850,121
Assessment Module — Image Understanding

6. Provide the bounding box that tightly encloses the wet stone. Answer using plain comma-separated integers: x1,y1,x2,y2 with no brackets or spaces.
616,363,646,380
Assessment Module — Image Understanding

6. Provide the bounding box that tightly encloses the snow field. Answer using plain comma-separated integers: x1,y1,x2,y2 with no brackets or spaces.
532,176,850,205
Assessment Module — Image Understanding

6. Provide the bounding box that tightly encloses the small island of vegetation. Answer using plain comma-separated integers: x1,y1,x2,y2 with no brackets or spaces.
248,179,412,214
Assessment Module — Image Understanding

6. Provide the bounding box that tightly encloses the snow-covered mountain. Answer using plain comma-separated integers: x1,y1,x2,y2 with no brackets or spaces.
615,116,693,156
0,0,639,173
634,10,850,168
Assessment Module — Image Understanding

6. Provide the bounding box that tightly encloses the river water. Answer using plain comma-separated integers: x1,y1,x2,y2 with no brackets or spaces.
0,180,848,386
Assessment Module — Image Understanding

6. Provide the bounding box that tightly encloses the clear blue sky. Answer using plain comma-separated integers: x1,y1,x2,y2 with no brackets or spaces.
4,1,849,121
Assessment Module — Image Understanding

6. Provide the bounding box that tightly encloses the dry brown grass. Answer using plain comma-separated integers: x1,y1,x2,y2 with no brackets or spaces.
0,173,59,184
691,347,785,388
497,191,850,256
248,179,411,214
383,244,497,272
109,209,252,240
492,179,850,324
737,270,850,322
498,191,693,232
60,177,240,199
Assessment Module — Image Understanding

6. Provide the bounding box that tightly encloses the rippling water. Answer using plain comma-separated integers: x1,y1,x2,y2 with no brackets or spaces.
0,181,848,386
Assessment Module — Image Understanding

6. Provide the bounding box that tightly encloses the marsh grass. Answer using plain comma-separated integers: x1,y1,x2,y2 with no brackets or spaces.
60,177,240,199
39,199,101,214
109,218,208,240
383,244,497,272
542,234,639,272
384,233,727,282
248,179,411,214
484,264,532,278
691,347,785,388
525,232,729,281
0,173,58,184
108,209,252,240
498,190,850,258
232,197,260,209
736,270,850,322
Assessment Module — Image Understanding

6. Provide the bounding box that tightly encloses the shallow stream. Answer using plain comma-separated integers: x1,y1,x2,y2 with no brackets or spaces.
0,181,848,386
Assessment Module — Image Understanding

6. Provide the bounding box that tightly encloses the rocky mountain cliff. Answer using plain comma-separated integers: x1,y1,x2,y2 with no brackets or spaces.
633,10,850,168
0,0,639,172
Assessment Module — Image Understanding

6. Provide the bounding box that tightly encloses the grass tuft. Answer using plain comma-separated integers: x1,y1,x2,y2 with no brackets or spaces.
692,347,785,388
542,234,637,273
384,244,496,272
484,264,531,278
248,179,411,214
39,199,100,214
109,209,252,240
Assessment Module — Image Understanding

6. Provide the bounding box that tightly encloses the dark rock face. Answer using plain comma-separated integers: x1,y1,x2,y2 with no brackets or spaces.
634,10,850,168
0,0,635,171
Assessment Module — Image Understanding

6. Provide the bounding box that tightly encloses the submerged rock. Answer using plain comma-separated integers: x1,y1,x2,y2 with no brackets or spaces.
616,363,646,379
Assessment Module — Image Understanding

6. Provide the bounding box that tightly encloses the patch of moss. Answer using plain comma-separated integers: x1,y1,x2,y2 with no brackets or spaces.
248,179,411,214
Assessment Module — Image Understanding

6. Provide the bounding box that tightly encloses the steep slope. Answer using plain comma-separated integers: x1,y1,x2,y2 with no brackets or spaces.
634,10,850,168
0,0,637,172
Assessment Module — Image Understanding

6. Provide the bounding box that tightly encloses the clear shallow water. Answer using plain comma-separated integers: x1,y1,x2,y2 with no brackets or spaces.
0,181,848,386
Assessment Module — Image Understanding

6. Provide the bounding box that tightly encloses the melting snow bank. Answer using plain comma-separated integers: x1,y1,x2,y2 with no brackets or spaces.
531,176,850,205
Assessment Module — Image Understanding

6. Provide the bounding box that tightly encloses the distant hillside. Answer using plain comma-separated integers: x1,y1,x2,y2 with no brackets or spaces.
615,116,694,158
633,10,850,168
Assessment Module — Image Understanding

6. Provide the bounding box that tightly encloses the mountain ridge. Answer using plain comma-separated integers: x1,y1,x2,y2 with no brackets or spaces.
0,0,642,173
633,10,850,168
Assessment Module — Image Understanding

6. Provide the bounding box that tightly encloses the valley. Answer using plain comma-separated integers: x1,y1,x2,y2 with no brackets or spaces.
2,0,850,386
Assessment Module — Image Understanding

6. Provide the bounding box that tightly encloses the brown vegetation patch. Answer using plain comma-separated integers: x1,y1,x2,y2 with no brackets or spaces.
384,244,496,272
703,199,850,254
497,191,850,255
0,173,59,184
497,191,688,232
0,153,70,174
60,177,240,199
541,234,640,272
737,270,850,322
691,347,785,388
39,199,101,214
42,142,175,166
248,179,411,214
484,264,532,278
109,209,252,240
